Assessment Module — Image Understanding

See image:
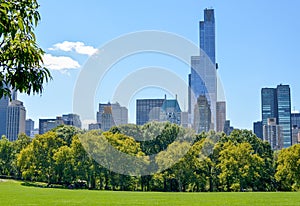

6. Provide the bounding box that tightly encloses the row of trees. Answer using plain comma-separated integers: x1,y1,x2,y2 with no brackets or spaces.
0,122,299,192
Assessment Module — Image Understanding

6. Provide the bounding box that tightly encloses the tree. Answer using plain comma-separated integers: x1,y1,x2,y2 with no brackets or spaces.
217,142,264,191
17,132,63,184
275,144,300,191
0,0,51,98
0,136,14,176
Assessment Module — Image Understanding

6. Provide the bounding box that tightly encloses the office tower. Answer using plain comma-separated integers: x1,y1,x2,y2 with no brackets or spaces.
88,123,101,130
263,118,283,150
159,97,182,125
39,117,64,134
136,99,165,125
97,102,128,126
253,121,263,139
261,84,291,148
62,113,82,128
25,119,34,137
224,120,234,135
188,8,218,131
0,96,9,137
261,88,278,126
96,102,128,131
101,106,115,131
6,100,26,141
216,101,226,132
291,112,300,128
292,125,299,145
277,85,291,148
181,112,189,128
194,95,211,133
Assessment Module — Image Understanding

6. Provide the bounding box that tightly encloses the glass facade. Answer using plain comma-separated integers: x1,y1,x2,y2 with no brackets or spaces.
200,8,216,64
261,88,278,126
291,112,300,128
277,85,291,148
189,8,217,132
0,97,9,137
136,99,165,125
261,85,291,148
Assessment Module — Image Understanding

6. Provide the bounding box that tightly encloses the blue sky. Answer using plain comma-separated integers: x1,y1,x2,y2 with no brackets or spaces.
19,0,300,129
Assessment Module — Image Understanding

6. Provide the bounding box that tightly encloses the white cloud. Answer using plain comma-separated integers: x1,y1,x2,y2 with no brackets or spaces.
43,54,80,71
49,41,98,56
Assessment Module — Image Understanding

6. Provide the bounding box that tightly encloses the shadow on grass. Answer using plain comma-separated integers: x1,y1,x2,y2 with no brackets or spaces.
21,181,64,189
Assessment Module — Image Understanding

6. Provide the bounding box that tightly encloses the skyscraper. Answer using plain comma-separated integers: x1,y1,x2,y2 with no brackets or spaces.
261,85,291,148
253,121,263,139
188,8,219,132
263,118,283,150
6,100,26,141
62,113,82,128
199,8,216,64
194,95,211,133
159,98,182,125
291,112,300,128
96,102,128,130
0,96,9,137
216,101,226,132
25,119,34,137
276,84,291,148
136,98,165,125
261,88,278,126
39,117,64,134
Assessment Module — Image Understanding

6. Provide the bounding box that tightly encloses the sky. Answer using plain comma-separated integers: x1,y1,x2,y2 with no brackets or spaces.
19,0,300,129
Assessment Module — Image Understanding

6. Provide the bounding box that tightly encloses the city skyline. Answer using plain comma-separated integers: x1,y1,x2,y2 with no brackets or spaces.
17,0,300,129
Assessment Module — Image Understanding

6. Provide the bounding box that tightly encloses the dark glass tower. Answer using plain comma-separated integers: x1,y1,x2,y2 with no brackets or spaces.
136,99,165,125
276,85,291,148
0,96,9,137
200,8,215,64
189,8,217,132
261,88,278,126
261,85,291,148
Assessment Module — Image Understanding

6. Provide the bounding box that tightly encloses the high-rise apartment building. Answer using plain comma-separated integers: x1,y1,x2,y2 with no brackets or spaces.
97,103,128,126
6,100,26,141
188,8,220,132
194,95,211,133
263,118,283,150
25,119,34,137
96,102,128,131
261,85,291,148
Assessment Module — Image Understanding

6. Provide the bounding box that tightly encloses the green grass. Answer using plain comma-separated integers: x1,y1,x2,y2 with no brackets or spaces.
0,180,299,206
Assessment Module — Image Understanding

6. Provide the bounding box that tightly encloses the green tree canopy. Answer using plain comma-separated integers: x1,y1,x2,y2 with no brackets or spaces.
0,0,51,98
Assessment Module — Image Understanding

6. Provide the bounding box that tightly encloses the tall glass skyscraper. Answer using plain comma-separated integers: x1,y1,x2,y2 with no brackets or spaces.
0,96,9,137
200,8,215,64
261,88,278,126
189,8,218,132
261,84,291,148
277,85,291,148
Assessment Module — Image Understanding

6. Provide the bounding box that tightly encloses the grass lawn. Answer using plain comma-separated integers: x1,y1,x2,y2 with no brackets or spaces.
0,179,299,206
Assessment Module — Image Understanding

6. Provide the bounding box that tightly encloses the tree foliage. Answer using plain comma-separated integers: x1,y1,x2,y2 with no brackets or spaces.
0,0,51,98
1,124,299,192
